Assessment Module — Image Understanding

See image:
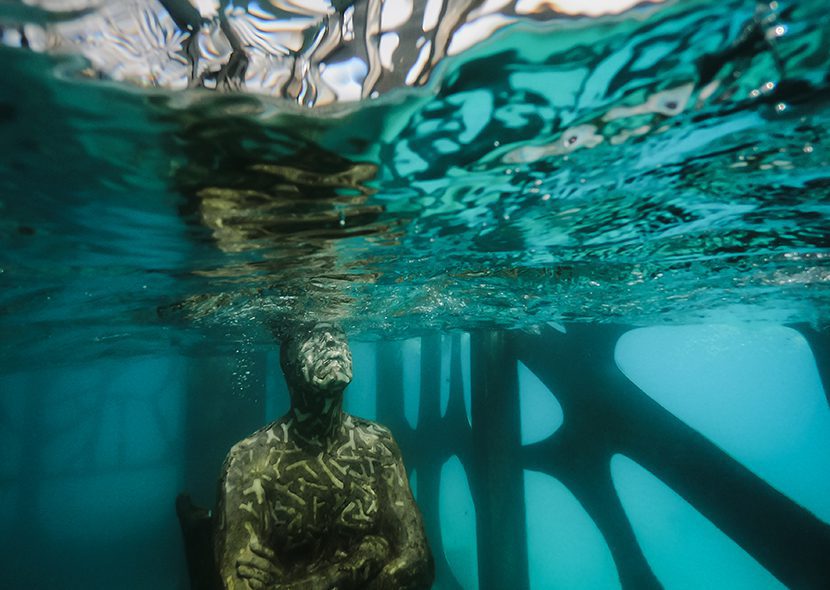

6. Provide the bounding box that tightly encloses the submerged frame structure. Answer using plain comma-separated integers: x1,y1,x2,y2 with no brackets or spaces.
178,324,830,589
375,324,830,590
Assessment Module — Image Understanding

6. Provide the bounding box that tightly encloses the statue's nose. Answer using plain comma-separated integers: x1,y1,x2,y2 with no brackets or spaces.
325,337,336,348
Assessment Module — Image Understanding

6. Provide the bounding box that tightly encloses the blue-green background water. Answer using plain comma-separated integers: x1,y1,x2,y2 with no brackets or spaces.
1,327,827,589
1,0,829,588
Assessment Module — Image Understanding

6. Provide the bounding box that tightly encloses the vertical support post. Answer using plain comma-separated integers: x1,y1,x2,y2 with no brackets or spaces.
416,334,465,590
470,331,529,590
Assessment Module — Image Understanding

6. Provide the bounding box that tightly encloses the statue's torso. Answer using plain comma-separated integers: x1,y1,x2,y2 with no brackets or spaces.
223,415,401,564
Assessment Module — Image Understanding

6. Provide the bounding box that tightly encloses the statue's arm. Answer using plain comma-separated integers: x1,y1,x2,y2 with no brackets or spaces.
215,445,383,590
369,432,434,590
215,447,284,590
267,536,390,590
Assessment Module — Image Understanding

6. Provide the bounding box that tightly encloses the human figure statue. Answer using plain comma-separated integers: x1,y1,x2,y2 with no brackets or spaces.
214,323,434,590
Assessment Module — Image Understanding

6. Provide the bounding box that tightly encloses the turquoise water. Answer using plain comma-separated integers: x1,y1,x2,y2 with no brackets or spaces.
1,0,829,588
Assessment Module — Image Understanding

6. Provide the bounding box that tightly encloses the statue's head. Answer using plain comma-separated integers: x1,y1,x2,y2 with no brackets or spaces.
280,323,353,397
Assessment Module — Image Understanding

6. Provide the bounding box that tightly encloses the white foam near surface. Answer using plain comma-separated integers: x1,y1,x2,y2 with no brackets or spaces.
11,0,667,106
319,56,368,102
381,0,413,31
615,324,830,524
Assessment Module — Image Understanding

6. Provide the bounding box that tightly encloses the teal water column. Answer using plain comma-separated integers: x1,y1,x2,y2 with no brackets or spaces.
182,353,267,507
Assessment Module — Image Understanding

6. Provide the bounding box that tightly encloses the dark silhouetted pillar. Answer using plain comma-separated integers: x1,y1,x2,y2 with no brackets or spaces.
470,331,529,590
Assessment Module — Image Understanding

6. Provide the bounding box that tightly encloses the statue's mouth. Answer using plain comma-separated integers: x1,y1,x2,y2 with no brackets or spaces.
313,354,352,384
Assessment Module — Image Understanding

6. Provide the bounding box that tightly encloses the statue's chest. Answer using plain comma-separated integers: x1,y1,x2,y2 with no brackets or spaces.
267,449,383,548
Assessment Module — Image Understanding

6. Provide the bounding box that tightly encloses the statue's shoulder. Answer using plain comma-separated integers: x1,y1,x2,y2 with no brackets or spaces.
348,415,393,439
224,419,290,470
345,415,401,458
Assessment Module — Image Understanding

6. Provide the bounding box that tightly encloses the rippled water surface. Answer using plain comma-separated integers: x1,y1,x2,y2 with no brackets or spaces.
1,0,829,365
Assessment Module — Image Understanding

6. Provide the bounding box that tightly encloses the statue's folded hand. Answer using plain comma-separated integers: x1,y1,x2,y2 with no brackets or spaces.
236,542,285,589
356,535,390,562
349,535,390,574
318,535,390,589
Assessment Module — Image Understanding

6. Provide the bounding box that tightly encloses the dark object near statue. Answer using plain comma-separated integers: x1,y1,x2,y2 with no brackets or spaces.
177,494,223,590
211,323,433,590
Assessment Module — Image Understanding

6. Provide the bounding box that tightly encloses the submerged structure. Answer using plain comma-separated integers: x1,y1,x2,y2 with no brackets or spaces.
177,324,830,589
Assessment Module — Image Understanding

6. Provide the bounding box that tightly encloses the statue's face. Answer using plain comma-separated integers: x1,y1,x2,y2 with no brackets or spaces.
292,324,353,393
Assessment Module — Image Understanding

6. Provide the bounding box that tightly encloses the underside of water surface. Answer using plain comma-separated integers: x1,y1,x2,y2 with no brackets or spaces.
0,0,829,365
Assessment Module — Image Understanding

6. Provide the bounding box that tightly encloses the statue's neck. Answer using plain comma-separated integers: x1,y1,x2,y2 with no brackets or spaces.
288,388,345,449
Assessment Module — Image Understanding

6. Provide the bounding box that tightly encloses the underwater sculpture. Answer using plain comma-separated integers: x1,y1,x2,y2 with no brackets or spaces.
214,323,434,590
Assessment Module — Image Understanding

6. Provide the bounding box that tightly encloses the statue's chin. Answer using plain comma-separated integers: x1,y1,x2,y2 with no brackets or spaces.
311,361,352,391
